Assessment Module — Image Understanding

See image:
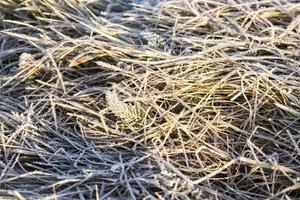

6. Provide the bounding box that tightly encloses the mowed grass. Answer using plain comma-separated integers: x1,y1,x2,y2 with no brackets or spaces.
0,0,300,199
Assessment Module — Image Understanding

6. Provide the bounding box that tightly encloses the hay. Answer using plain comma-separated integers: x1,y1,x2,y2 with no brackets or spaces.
0,0,300,199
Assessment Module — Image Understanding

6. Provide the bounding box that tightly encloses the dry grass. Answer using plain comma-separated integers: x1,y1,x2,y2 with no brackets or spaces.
0,0,300,199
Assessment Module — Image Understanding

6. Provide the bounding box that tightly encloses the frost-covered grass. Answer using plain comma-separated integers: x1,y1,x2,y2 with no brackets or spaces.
0,0,300,199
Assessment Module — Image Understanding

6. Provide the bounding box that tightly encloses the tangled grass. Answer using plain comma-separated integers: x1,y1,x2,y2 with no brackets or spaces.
1,0,300,199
